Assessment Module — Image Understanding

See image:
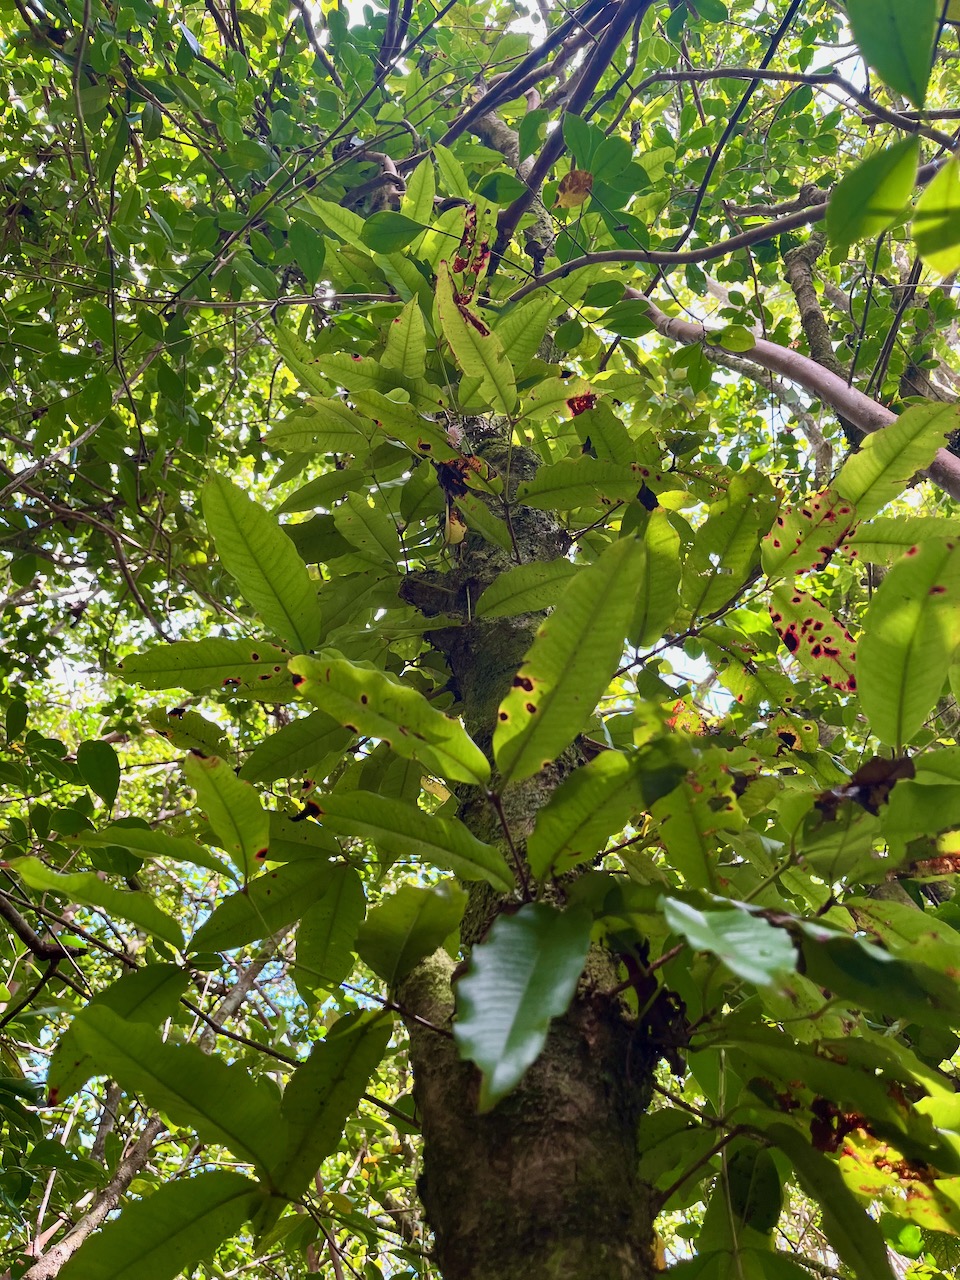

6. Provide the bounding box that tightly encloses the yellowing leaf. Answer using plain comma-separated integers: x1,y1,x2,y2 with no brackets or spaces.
556,169,594,209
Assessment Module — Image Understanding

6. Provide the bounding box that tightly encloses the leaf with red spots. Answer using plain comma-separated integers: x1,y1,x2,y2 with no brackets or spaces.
761,486,858,579
859,538,960,747
769,586,858,693
518,375,595,421
184,752,270,881
289,653,490,786
845,514,960,564
834,400,960,520
494,536,648,785
436,261,517,415
113,639,295,699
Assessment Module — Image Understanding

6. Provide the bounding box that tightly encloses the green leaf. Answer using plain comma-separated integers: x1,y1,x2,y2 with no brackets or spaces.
48,965,190,1103
835,402,959,519
629,510,681,647
269,1012,391,1199
382,299,428,379
295,864,366,997
515,457,644,510
846,516,960,563
859,538,960,747
493,293,558,372
826,137,919,248
274,467,365,515
914,155,960,275
333,491,401,566
846,0,937,107
58,1172,259,1280
361,211,427,253
308,791,513,891
453,903,592,1112
290,653,491,786
190,859,335,952
436,261,516,415
683,470,774,616
78,822,230,878
306,195,368,249
114,640,294,698
145,707,231,757
76,740,120,808
453,490,513,551
356,882,467,985
202,474,321,651
475,559,579,618
494,536,647,785
184,752,269,879
239,710,353,783
71,1008,287,1173
662,898,796,986
528,748,683,879
267,397,373,454
11,858,183,949
767,1122,895,1279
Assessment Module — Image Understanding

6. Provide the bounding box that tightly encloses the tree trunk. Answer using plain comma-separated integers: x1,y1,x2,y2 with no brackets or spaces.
397,428,662,1280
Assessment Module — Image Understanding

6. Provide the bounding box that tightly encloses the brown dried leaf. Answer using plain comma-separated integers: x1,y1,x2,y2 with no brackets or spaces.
556,169,594,209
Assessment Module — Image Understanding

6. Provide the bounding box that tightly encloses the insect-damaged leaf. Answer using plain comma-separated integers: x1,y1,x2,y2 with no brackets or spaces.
761,487,858,579
190,859,335,952
436,261,516,415
290,653,490,786
453,903,592,1112
202,474,321,652
494,536,646,785
859,538,960,748
59,1172,260,1280
769,586,858,694
70,1008,287,1173
307,791,514,892
184,752,269,880
114,640,294,699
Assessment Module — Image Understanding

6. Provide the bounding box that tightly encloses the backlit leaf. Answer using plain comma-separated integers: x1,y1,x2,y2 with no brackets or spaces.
827,137,919,248
846,0,937,107
356,881,467,985
436,261,516,414
190,859,335,952
914,155,960,275
113,640,294,698
295,864,366,997
184,752,269,880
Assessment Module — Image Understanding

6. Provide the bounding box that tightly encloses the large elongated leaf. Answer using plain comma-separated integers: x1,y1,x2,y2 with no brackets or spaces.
527,748,683,879
630,509,681,647
190,859,335,952
203,474,321,651
915,154,960,275
267,397,372,454
308,791,513,891
515,457,643,511
767,1123,895,1279
827,137,920,249
295,864,366,998
356,882,467,985
761,487,858,579
49,965,190,1103
683,470,773,616
494,536,646,785
769,587,858,694
846,0,937,107
239,710,353,783
475,558,579,619
59,1172,259,1280
846,516,960,564
184,752,268,880
290,654,490,786
453,903,592,1112
662,899,796,986
333,490,401,566
834,402,958,520
269,1012,392,1199
11,858,183,949
78,822,230,878
382,298,428,379
436,261,516,414
114,640,294,698
859,539,960,747
71,1008,287,1173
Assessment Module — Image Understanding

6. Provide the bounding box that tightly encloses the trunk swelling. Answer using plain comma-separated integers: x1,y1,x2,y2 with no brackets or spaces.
397,429,661,1280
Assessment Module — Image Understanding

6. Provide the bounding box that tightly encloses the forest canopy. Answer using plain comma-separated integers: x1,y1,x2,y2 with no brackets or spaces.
1,0,960,1278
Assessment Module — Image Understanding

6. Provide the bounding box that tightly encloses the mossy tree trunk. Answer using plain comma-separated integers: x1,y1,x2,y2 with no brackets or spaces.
397,428,662,1280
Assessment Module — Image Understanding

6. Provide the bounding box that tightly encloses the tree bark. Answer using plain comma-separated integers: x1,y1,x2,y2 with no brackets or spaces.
396,428,662,1280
